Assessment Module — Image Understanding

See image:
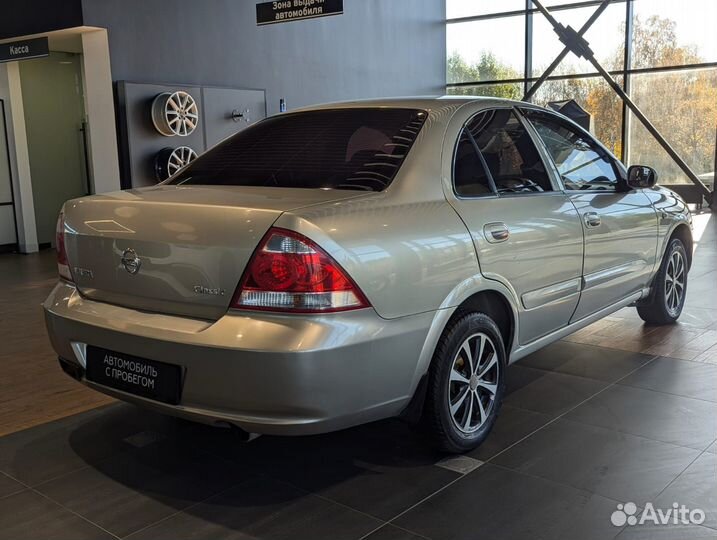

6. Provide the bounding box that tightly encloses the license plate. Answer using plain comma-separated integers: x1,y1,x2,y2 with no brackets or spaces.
85,346,182,405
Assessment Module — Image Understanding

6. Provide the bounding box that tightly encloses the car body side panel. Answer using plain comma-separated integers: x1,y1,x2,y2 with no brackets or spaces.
451,194,584,344
568,190,658,321
436,102,585,345
274,195,481,320
641,185,693,268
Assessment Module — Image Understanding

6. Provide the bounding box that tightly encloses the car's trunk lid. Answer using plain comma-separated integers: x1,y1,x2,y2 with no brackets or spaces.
62,185,368,320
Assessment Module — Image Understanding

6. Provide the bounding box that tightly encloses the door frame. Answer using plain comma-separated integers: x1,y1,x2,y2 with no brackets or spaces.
0,27,120,253
0,99,19,250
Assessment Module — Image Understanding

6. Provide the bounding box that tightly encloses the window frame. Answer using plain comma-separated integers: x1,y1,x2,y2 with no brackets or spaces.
452,122,499,199
519,107,627,194
451,106,562,199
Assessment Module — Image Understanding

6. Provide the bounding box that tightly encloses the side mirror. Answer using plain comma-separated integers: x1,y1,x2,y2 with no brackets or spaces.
627,165,658,189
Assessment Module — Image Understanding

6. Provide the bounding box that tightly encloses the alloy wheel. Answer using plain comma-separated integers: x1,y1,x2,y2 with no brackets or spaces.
665,249,686,317
447,332,499,434
151,91,199,137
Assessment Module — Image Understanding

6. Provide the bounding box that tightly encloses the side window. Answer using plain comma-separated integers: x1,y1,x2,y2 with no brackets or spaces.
466,109,553,194
524,110,619,191
453,130,493,197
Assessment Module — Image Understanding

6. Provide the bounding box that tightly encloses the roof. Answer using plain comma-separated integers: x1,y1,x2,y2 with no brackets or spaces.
293,96,532,114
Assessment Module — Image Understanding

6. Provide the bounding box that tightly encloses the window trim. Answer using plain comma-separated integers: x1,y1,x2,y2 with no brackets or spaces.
519,107,624,194
451,106,559,199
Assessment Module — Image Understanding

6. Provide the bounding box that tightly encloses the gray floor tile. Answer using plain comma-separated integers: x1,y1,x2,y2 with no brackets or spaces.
0,471,25,498
467,405,551,461
0,490,114,540
565,384,717,450
504,365,607,417
707,441,717,454
0,407,113,486
394,464,621,540
225,421,459,521
36,440,253,538
363,525,429,540
620,357,717,402
493,419,700,503
0,402,193,486
520,341,653,382
127,476,381,540
616,522,717,540
655,452,717,530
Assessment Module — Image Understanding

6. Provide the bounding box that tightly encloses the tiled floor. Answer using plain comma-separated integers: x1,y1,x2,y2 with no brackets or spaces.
0,251,112,436
0,212,715,540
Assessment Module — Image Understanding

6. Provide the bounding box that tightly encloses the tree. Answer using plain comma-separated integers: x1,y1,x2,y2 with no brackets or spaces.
532,15,714,181
447,51,522,99
446,15,716,184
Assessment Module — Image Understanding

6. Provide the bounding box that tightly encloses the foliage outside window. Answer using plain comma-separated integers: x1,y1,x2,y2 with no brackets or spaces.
446,3,717,186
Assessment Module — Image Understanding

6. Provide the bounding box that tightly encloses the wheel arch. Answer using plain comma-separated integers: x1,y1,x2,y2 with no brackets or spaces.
668,223,693,269
452,290,516,354
400,286,518,424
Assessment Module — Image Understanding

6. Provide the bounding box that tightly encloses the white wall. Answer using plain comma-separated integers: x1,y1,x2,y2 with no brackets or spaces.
81,29,121,194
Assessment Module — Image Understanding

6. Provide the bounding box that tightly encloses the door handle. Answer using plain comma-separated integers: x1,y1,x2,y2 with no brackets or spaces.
484,222,510,243
583,212,601,228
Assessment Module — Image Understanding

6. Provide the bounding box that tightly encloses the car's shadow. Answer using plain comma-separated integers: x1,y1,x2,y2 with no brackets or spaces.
60,398,451,534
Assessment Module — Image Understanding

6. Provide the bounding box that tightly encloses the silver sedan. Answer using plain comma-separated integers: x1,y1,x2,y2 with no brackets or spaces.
44,97,692,452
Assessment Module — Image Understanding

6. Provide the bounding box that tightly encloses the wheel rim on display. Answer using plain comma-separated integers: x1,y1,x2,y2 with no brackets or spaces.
155,146,197,181
152,91,199,137
665,250,685,316
447,332,499,434
166,146,197,176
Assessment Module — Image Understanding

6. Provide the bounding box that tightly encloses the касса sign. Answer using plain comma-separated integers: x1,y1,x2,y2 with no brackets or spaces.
0,37,49,63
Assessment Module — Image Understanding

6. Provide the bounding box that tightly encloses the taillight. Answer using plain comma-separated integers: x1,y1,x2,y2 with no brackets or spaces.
231,228,370,313
56,212,73,282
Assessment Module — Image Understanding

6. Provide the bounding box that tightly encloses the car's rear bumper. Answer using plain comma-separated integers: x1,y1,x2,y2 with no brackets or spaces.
43,281,433,435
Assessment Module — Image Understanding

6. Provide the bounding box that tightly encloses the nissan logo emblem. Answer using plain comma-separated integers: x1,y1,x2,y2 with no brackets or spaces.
121,248,141,275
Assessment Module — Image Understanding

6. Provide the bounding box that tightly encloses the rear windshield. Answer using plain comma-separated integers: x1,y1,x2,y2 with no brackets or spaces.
169,108,427,191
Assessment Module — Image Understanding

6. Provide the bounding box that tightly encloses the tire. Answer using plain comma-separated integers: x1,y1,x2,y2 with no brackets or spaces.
422,312,507,453
637,237,688,325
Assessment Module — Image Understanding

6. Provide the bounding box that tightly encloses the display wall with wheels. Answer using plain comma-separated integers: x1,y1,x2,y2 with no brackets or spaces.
116,81,266,188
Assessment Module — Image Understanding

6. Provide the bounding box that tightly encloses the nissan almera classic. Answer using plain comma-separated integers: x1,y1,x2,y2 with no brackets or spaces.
45,97,692,453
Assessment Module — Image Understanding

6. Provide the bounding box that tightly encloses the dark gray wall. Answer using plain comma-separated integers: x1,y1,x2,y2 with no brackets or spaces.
0,0,83,40
81,0,446,115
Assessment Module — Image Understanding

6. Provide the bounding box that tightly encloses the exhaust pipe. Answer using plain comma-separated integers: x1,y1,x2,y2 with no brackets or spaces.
216,421,261,442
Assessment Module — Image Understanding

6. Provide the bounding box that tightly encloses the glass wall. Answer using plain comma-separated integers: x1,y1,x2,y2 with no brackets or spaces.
446,0,717,186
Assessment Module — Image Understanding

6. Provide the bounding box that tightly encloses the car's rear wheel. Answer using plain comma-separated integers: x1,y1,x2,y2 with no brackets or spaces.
422,312,506,453
637,237,688,325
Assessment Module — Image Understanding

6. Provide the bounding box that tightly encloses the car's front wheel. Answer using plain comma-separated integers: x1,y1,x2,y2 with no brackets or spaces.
637,237,688,325
422,312,506,453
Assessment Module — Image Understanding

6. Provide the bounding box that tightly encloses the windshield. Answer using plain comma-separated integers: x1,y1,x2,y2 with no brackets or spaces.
169,108,427,191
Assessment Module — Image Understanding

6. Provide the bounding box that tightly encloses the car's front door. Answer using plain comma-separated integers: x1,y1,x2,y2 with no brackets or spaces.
523,109,658,321
447,108,584,345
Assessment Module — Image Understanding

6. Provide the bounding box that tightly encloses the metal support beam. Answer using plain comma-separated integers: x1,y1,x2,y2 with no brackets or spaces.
620,0,633,164
522,0,612,102
712,125,717,210
531,0,713,203
524,0,533,97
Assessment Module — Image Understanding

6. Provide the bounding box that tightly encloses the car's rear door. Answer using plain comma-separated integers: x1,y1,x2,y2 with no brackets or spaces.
446,107,584,345
522,108,658,321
